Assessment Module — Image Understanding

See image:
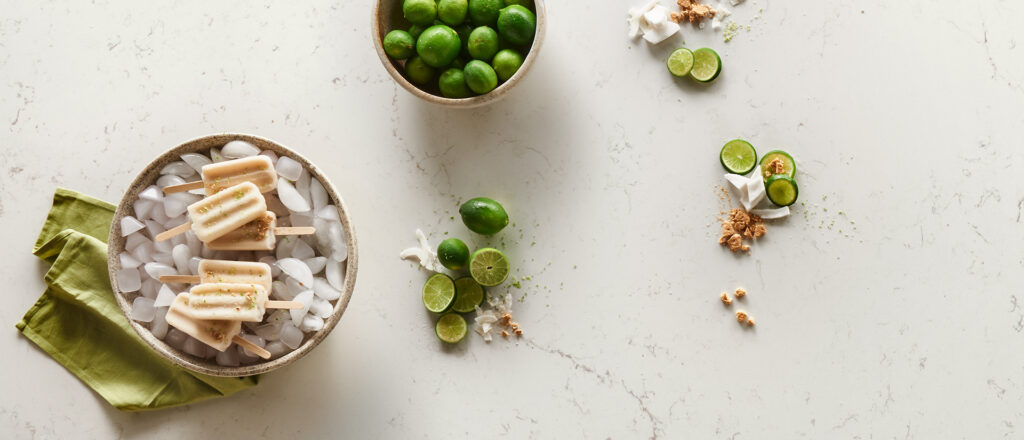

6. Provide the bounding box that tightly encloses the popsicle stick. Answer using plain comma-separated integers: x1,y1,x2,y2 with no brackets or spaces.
155,222,192,242
266,300,303,310
160,275,201,284
232,336,271,359
274,227,316,236
162,180,204,194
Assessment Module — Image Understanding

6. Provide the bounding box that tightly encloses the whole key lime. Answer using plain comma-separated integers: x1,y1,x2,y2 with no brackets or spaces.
462,60,498,94
403,0,438,26
459,197,508,235
496,4,536,46
416,25,462,68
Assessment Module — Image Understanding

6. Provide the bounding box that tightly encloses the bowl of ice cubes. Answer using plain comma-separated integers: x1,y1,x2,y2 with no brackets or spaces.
107,133,358,376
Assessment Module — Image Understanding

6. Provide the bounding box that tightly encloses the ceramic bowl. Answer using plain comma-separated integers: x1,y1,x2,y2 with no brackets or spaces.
107,133,358,377
371,0,546,108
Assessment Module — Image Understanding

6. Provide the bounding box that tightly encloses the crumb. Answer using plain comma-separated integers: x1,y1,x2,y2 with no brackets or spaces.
672,0,716,24
746,317,755,326
734,287,746,298
735,311,749,323
720,292,732,305
501,330,510,338
719,208,766,253
514,329,523,336
764,158,785,178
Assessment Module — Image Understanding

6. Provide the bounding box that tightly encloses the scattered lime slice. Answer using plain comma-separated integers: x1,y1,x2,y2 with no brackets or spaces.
422,273,455,313
452,277,485,313
689,47,721,83
759,150,797,179
765,174,799,206
666,48,694,77
469,248,510,287
720,139,757,175
435,313,468,343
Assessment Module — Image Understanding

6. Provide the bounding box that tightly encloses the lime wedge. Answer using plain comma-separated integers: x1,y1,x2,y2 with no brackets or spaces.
452,277,485,313
422,273,455,313
435,313,468,343
720,139,757,175
765,174,799,206
666,48,694,77
689,48,721,83
469,248,509,287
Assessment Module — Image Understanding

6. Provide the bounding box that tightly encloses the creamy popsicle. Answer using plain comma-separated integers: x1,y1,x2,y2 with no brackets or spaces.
205,212,314,251
183,283,269,322
156,181,268,243
164,293,269,359
159,259,273,292
163,155,278,195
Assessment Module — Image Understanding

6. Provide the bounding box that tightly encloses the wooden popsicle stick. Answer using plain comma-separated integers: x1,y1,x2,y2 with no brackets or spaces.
274,226,315,236
162,180,204,194
155,222,192,242
265,300,303,310
232,335,271,359
160,275,201,284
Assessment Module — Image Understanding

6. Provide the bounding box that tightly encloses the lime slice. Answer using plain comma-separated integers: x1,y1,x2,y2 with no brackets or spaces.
469,248,509,287
435,313,468,343
765,174,799,206
720,139,757,175
666,48,694,77
422,273,455,313
689,48,721,83
452,277,485,313
759,150,797,179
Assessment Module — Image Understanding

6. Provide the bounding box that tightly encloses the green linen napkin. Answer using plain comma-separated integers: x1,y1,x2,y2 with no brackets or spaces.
16,188,258,411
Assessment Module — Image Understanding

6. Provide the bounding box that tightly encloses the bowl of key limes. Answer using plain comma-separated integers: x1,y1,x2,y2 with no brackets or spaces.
373,0,546,107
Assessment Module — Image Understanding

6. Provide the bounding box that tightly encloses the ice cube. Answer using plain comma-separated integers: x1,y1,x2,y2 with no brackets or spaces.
266,309,291,326
185,231,201,257
316,205,340,222
125,232,148,251
304,257,327,274
216,346,240,367
149,203,169,224
165,329,188,350
290,239,315,260
222,140,260,158
139,185,163,202
169,231,186,249
277,179,310,213
119,252,142,269
328,221,348,262
310,178,328,211
279,323,303,349
265,341,288,358
239,334,266,357
163,192,196,218
131,297,156,322
271,280,294,300
180,152,212,173
275,156,302,181
290,290,314,326
325,259,344,290
295,169,312,207
131,240,155,263
144,219,164,239
299,314,324,332
188,257,201,275
313,277,342,301
154,284,176,307
277,258,313,288
259,256,281,277
140,278,160,299
160,161,197,178
133,199,154,220
156,174,186,189
150,307,169,339
144,262,177,280
210,147,226,162
254,323,282,341
183,337,207,357
309,296,333,318
276,236,296,260
152,252,174,266
117,268,142,292
172,244,191,274
285,277,304,299
120,216,145,237
259,150,278,162
313,218,332,256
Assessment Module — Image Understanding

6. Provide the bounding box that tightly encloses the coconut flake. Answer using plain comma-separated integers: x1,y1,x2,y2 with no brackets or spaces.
751,206,791,219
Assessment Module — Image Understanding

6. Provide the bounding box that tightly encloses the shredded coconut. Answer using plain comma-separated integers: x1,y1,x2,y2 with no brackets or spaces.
399,229,445,272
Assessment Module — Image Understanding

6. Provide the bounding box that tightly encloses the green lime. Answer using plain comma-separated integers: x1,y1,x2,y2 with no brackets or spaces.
404,56,436,84
437,238,471,269
459,197,508,235
438,68,472,97
383,30,416,60
452,277,485,313
491,48,523,81
759,150,797,179
467,26,500,61
719,139,757,175
765,174,799,206
437,0,468,26
409,24,427,38
690,47,721,83
403,0,437,26
435,313,468,343
463,60,498,94
503,0,531,6
468,0,503,27
416,25,461,68
422,273,456,313
496,5,536,46
666,48,694,77
469,248,510,287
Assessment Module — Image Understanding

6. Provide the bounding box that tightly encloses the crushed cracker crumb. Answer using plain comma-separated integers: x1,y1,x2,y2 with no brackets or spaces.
735,311,749,323
734,287,746,298
671,0,716,24
720,292,732,305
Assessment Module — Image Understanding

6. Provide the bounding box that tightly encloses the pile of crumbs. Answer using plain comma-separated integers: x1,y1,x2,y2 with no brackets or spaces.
718,208,766,252
720,287,755,326
670,0,716,24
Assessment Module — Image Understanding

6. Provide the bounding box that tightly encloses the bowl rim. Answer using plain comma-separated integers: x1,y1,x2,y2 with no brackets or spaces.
371,0,547,108
107,133,359,377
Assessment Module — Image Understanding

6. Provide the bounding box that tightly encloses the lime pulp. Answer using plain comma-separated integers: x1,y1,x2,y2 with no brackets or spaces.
765,174,799,206
470,248,510,287
422,273,455,313
689,48,721,82
452,277,485,313
720,139,757,175
666,48,694,77
435,313,468,343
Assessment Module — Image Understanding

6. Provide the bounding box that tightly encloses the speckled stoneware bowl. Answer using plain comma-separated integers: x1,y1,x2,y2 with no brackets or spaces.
372,0,546,108
107,133,358,377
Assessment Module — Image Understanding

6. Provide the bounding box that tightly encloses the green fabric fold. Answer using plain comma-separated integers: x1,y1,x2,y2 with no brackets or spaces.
16,188,258,411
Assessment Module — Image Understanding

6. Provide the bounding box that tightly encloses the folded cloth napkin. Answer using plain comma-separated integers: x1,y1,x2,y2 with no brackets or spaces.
16,188,258,411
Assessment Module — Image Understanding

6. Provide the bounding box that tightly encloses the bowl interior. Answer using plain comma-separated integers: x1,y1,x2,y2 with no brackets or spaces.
107,133,358,377
372,0,547,107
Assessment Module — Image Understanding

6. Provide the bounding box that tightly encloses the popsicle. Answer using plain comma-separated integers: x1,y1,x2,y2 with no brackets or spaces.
159,259,273,291
164,293,270,358
181,283,300,322
163,155,278,195
205,212,315,251
156,181,268,243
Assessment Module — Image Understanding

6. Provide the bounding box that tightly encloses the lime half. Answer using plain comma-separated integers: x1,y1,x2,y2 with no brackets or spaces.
690,48,721,83
720,139,757,175
422,273,455,313
666,48,694,77
469,248,510,287
759,150,797,179
435,313,468,343
765,174,799,206
452,277,485,313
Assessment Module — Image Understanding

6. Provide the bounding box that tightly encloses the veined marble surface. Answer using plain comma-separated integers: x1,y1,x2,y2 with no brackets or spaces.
1,0,1023,438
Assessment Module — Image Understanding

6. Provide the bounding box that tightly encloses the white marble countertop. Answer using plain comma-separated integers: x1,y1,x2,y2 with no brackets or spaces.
2,0,1023,438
